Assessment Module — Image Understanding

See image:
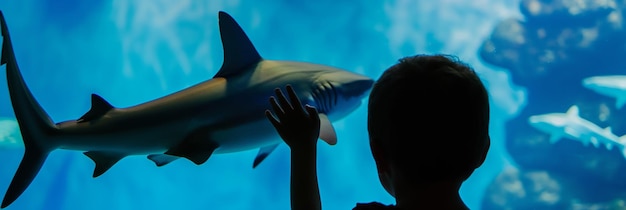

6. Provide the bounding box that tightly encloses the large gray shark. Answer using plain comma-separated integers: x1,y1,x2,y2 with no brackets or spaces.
0,11,373,208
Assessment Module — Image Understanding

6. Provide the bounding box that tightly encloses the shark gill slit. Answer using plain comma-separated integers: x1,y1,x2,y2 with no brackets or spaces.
314,82,338,114
313,86,328,113
329,82,338,108
325,82,337,113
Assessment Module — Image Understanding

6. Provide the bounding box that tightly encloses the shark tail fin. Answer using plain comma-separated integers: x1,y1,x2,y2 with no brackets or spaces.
1,11,57,208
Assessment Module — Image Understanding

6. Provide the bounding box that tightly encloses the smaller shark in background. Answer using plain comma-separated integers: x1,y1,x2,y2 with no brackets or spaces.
0,10,373,208
582,75,626,109
528,105,626,158
0,117,22,149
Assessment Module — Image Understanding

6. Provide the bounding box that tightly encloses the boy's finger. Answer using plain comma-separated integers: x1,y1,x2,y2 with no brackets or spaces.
274,88,293,111
305,105,320,121
269,97,284,118
285,85,304,113
265,110,281,128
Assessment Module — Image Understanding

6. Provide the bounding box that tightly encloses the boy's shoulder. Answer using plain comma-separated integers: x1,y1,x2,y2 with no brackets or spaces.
353,202,400,210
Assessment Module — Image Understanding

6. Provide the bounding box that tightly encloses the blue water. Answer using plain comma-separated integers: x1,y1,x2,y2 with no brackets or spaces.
0,1,527,209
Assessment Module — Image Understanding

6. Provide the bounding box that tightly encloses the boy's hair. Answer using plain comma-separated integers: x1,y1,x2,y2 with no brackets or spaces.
367,54,490,181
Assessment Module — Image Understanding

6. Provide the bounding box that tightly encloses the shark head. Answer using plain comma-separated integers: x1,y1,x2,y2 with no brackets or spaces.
528,113,568,135
309,70,373,121
211,10,374,121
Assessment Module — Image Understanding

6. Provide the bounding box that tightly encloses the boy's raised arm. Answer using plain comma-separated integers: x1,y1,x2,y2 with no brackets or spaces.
265,85,322,210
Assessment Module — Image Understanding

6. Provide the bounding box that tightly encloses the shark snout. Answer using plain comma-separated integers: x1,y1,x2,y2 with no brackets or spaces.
582,77,601,88
581,79,592,87
321,69,374,97
349,79,375,97
528,116,541,124
582,75,626,88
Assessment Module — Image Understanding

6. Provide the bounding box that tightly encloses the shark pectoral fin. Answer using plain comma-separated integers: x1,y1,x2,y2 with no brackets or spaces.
83,151,126,178
606,143,614,150
147,154,180,167
253,143,279,168
590,137,600,148
318,114,337,145
77,94,114,123
564,127,580,138
165,131,219,165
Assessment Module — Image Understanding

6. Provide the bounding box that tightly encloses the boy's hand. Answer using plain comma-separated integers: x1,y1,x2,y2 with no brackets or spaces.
265,85,321,150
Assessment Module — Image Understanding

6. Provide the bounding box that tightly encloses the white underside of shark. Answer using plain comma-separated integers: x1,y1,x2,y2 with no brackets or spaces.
0,11,374,208
528,105,626,158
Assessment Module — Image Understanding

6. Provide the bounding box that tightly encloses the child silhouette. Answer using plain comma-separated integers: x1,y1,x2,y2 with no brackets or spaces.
266,54,491,210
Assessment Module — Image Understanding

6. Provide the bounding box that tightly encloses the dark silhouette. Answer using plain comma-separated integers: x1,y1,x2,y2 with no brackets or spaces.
266,54,491,210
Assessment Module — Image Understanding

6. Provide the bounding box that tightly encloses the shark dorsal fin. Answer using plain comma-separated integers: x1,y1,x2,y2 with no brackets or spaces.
78,94,114,123
213,11,262,79
605,126,613,133
566,105,579,117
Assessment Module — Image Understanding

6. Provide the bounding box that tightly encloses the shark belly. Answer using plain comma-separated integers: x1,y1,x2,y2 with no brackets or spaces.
56,119,191,155
210,119,278,153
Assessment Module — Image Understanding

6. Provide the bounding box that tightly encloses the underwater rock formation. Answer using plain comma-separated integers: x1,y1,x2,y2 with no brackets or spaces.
482,167,626,210
479,0,626,208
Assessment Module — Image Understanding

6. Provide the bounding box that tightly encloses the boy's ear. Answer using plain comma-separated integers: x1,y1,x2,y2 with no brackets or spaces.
369,138,388,172
475,136,490,168
369,138,395,197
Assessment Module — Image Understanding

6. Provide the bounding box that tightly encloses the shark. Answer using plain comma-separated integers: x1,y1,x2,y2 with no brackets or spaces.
582,75,626,109
528,105,626,158
0,10,374,208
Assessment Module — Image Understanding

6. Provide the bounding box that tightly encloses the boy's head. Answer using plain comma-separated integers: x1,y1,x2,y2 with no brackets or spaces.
367,54,490,193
